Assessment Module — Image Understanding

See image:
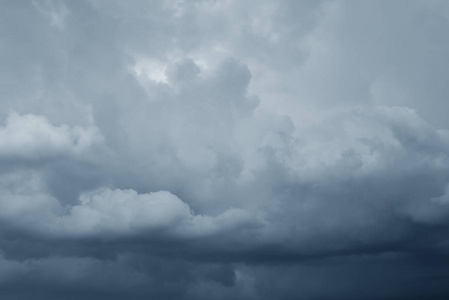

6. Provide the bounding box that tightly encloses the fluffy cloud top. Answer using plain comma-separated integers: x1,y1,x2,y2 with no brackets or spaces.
0,112,102,159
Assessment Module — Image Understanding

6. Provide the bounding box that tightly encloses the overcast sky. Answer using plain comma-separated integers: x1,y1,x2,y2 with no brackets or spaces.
1,0,449,299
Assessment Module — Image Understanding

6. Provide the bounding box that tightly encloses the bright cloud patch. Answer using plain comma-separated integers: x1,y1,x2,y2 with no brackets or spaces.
0,112,103,159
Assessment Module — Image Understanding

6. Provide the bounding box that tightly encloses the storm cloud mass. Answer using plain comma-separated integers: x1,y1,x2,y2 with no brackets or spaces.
1,0,449,299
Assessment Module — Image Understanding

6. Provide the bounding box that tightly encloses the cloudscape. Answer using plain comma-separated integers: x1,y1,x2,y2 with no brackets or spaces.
1,1,449,299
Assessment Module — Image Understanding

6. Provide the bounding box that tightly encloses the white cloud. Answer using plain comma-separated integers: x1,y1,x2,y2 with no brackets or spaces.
0,111,104,160
60,188,192,236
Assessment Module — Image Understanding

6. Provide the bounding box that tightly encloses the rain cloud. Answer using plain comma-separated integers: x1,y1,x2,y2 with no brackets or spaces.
1,1,449,299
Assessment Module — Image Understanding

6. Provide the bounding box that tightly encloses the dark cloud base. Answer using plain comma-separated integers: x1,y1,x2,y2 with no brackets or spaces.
1,249,449,300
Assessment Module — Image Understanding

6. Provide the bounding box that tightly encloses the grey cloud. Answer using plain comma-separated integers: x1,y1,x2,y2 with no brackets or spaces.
1,0,449,299
1,107,448,258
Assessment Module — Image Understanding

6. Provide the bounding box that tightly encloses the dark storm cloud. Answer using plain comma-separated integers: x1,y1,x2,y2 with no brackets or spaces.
1,0,449,299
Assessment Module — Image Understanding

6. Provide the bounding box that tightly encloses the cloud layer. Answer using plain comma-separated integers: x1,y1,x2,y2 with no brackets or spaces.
1,0,449,299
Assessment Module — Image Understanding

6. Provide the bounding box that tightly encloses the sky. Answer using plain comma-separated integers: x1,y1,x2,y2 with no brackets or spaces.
1,0,449,299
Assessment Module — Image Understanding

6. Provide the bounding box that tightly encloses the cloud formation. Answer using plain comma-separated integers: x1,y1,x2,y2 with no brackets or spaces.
0,112,102,159
1,0,449,299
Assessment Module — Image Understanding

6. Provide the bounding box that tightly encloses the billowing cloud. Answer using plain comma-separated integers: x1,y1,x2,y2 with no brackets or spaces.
1,0,449,299
0,111,103,159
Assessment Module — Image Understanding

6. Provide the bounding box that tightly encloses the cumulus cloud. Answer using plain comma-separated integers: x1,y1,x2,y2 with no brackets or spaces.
1,106,448,258
0,111,103,159
1,0,449,299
